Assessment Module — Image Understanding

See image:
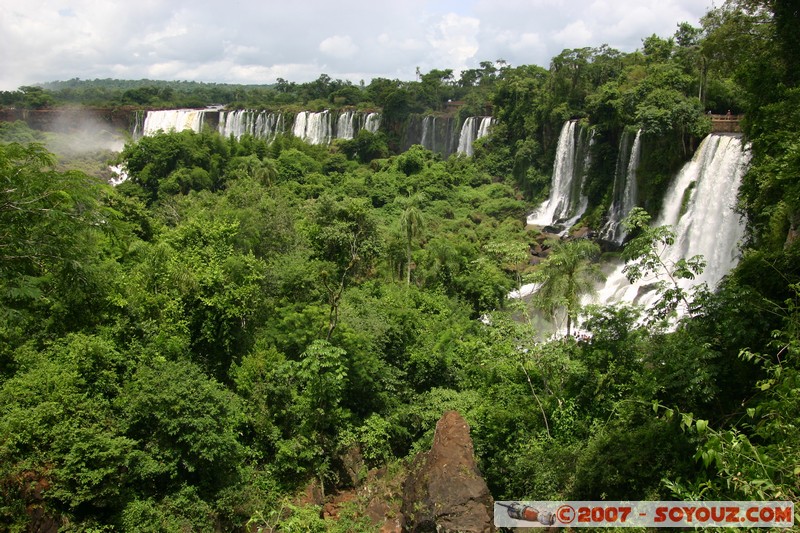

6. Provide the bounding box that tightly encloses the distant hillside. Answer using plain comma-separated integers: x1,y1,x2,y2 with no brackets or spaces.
40,78,275,92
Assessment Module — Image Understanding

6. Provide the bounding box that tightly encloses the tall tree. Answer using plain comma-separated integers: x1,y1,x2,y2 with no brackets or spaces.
0,142,111,337
398,195,425,285
304,195,381,339
531,239,604,336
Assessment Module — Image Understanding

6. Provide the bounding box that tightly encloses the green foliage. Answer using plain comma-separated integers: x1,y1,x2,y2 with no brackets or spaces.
0,121,47,143
530,239,604,335
620,208,706,319
277,148,323,183
2,4,800,527
571,415,694,500
0,336,134,524
121,130,231,202
666,284,800,503
351,414,394,467
397,195,425,284
120,486,216,533
119,358,245,497
337,129,389,163
0,142,119,345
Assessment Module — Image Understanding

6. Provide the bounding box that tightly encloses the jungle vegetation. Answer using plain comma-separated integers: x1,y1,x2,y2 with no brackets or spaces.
0,0,798,530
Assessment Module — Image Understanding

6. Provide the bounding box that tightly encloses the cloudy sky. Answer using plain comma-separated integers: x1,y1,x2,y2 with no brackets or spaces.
1,0,713,91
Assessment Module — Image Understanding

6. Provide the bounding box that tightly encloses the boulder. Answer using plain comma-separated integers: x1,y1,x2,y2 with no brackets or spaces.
401,411,495,532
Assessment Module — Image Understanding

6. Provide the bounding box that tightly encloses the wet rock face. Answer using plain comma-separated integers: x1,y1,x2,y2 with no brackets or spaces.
401,411,495,533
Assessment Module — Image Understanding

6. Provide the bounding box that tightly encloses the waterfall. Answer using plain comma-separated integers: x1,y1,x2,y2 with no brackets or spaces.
527,120,593,228
457,116,493,156
292,111,332,145
142,109,206,136
109,164,129,186
592,134,751,311
131,110,145,140
218,110,285,140
420,116,434,151
601,129,642,243
292,111,308,140
364,112,381,133
218,109,371,144
306,111,331,145
477,116,492,139
407,115,459,157
337,110,356,140
260,112,285,140
457,117,477,155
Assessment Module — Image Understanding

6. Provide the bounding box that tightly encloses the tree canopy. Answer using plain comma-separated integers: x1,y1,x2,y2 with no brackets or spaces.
1,1,799,529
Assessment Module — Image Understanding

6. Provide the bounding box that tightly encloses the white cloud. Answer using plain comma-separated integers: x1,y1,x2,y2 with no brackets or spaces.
377,33,425,52
427,13,481,71
0,0,715,90
552,20,593,48
319,35,359,59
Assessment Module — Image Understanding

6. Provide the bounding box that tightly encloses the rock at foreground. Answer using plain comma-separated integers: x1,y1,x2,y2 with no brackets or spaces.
401,411,495,532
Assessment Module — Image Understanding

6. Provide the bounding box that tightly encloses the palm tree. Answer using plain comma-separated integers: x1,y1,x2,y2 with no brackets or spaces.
398,195,425,285
531,238,605,337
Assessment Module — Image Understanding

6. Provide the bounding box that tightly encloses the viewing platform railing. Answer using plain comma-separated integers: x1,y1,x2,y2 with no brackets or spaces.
709,113,743,133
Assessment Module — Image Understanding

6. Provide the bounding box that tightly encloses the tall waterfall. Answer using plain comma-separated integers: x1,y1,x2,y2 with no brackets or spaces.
420,116,434,151
477,116,492,138
293,111,332,145
600,129,642,243
527,120,593,228
131,110,146,140
457,116,493,156
142,109,206,135
291,110,379,144
142,108,377,144
406,115,459,157
364,112,381,133
593,134,751,311
218,110,285,140
337,110,356,140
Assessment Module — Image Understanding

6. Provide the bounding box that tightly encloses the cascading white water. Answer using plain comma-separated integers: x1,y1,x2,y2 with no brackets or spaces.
292,111,332,145
601,129,642,243
219,110,246,139
337,110,356,140
131,110,145,140
592,134,751,311
307,111,331,144
477,116,492,139
218,110,284,140
109,164,129,186
457,117,477,155
364,112,381,133
292,111,308,140
139,108,375,144
420,116,434,151
457,117,493,156
527,120,592,228
260,112,285,140
142,109,206,136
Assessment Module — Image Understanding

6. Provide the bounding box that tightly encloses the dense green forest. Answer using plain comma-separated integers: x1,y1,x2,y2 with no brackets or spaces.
1,0,798,530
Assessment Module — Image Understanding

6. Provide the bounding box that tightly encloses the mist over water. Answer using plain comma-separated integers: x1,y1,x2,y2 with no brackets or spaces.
46,114,127,154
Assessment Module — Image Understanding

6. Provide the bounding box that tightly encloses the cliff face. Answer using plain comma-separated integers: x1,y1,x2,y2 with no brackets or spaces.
401,410,495,533
305,411,496,533
0,107,139,135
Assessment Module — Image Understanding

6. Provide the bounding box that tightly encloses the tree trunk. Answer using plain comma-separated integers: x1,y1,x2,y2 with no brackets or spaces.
406,240,412,285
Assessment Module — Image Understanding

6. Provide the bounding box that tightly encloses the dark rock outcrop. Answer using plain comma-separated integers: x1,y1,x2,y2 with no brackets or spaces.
401,411,494,532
